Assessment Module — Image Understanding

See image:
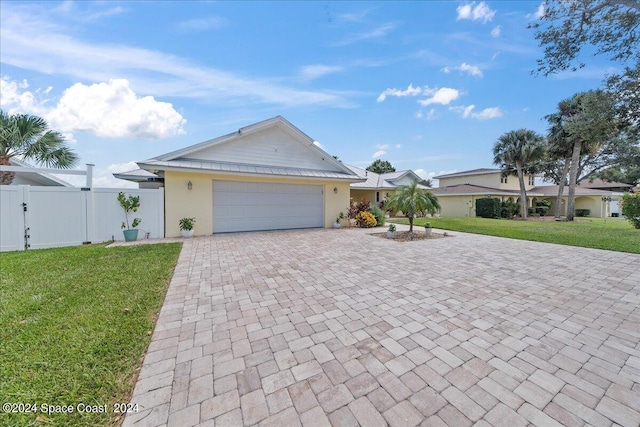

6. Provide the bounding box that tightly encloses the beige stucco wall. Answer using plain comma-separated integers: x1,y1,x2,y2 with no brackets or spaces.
439,172,535,191
164,171,351,237
437,195,475,217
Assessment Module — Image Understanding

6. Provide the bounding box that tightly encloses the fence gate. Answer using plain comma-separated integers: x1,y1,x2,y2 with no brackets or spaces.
0,186,89,251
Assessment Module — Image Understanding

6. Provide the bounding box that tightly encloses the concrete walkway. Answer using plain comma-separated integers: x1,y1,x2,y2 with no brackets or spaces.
124,226,640,427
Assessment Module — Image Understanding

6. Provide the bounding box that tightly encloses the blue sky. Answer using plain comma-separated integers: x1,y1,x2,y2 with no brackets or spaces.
0,1,616,187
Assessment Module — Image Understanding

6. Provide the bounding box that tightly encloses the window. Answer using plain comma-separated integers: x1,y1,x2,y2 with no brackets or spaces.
501,176,508,184
528,175,535,186
375,191,380,203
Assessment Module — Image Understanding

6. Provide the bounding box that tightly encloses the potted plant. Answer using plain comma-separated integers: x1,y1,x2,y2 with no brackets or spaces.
334,212,345,229
179,217,196,238
424,222,432,237
387,223,396,238
118,192,141,242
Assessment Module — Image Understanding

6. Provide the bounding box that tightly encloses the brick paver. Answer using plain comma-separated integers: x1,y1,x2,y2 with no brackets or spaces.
124,226,640,426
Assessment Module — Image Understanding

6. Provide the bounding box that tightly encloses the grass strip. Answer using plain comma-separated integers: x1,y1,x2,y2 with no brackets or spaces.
0,243,181,426
390,217,639,254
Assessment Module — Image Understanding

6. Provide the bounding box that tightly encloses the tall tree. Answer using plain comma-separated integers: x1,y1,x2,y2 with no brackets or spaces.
530,0,640,122
366,159,396,174
493,129,546,220
545,91,622,221
0,111,78,185
385,181,440,232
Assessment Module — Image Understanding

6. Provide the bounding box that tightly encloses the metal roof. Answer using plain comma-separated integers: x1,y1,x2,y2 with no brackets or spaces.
137,159,365,181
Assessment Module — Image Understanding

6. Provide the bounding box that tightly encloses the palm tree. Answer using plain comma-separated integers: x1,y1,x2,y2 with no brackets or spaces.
386,181,440,232
0,111,78,185
493,129,546,220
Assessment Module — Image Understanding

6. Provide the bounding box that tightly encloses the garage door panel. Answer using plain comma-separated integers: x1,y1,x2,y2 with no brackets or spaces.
213,180,323,233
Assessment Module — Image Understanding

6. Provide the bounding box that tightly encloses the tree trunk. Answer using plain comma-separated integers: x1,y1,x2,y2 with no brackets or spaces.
0,155,15,185
555,158,570,219
408,216,414,232
566,139,582,221
516,162,528,220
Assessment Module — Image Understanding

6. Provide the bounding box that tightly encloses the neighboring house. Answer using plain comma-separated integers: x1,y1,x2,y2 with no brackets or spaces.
122,116,364,237
7,158,74,187
433,168,622,218
347,165,430,205
112,169,164,189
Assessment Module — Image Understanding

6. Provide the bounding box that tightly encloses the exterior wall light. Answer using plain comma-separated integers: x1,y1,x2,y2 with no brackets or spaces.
188,181,192,190
333,187,338,194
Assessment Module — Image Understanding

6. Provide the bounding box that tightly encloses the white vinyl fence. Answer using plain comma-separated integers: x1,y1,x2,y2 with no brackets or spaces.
0,186,164,252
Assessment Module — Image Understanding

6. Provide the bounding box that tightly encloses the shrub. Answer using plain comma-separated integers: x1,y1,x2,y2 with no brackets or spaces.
355,211,377,228
348,198,371,220
368,205,385,226
575,209,591,217
501,199,520,218
621,192,640,229
535,200,551,216
476,198,501,218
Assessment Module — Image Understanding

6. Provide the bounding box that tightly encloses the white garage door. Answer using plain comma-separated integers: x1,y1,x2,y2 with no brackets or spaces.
213,180,324,233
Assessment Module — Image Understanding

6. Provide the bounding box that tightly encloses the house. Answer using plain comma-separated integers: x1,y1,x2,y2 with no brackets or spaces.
7,158,74,187
347,165,430,206
432,168,623,218
129,116,364,237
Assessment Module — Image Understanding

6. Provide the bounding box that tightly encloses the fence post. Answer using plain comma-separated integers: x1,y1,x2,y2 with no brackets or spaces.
86,164,94,189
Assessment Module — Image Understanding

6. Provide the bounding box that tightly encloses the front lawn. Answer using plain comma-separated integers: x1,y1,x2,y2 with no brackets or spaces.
0,243,181,426
391,217,639,254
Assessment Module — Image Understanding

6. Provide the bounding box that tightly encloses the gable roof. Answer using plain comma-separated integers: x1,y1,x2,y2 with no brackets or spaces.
347,165,429,190
137,116,363,182
9,158,74,187
431,183,526,196
434,168,502,180
113,168,163,183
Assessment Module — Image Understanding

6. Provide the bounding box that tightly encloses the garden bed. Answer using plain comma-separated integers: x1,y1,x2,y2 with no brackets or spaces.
370,231,451,242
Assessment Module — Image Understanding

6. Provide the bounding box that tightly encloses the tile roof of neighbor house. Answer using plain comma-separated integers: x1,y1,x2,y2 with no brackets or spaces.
346,165,430,190
528,185,622,196
433,168,502,179
578,178,634,190
430,183,527,196
135,116,365,183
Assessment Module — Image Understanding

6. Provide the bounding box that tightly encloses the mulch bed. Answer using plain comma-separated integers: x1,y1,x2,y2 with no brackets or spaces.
370,231,452,242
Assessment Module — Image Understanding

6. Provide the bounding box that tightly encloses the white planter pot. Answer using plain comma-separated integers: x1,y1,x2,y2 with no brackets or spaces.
387,231,395,238
333,221,341,229
425,228,432,237
181,229,194,238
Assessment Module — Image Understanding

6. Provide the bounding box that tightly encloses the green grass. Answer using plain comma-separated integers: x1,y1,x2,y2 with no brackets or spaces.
391,217,640,254
0,243,181,427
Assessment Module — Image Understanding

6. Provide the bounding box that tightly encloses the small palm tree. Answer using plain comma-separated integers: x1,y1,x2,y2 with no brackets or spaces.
386,181,440,232
0,111,78,185
493,129,545,220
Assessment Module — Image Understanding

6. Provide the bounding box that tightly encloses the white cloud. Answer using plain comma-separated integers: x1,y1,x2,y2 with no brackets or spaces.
174,16,226,32
300,65,344,80
450,104,503,120
533,3,545,19
376,144,390,150
377,83,422,102
442,63,483,77
418,87,460,106
491,25,501,37
107,161,139,173
2,77,186,139
394,144,402,149
456,2,496,23
335,22,400,46
0,5,351,108
372,150,386,158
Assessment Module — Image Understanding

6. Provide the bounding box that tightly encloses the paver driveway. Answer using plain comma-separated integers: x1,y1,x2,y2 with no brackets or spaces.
124,227,640,427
